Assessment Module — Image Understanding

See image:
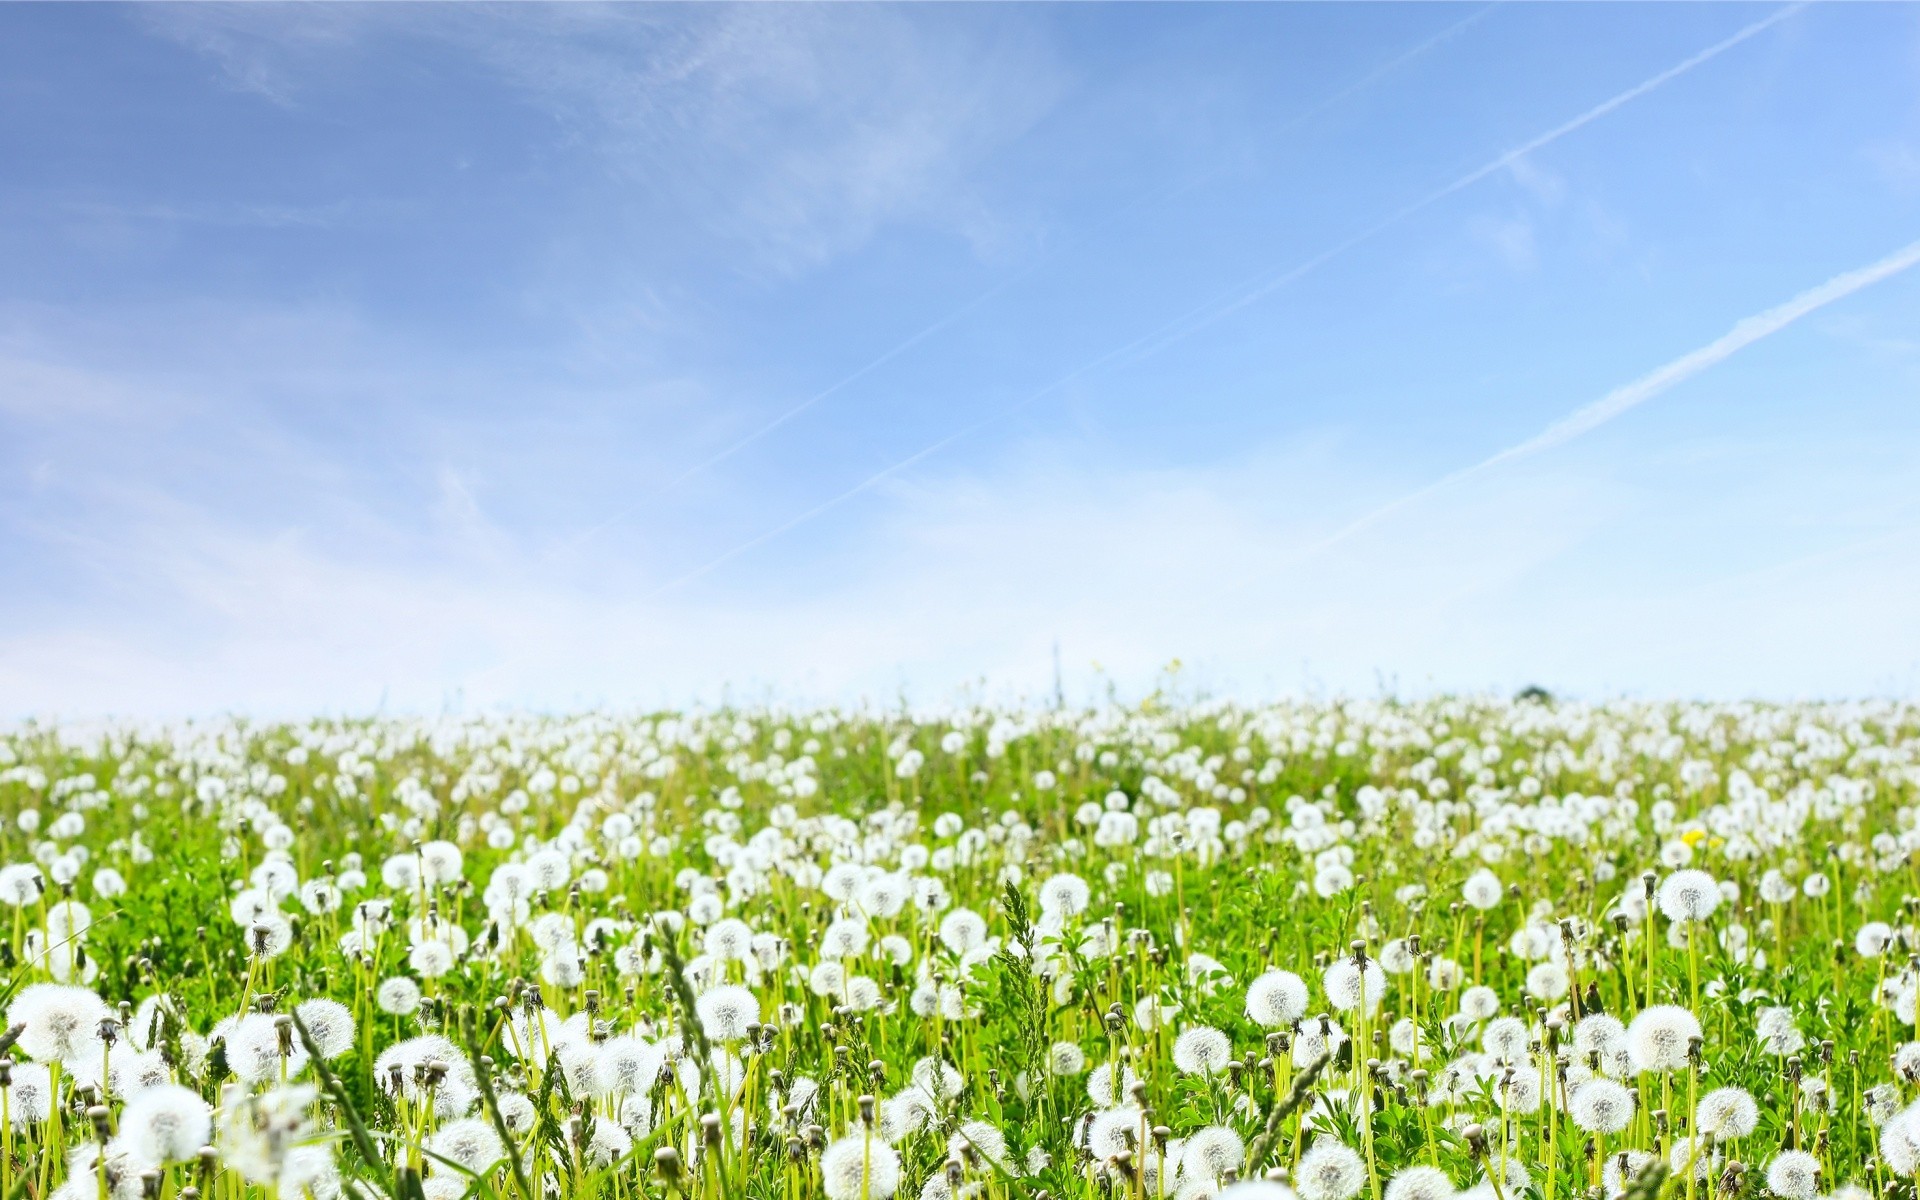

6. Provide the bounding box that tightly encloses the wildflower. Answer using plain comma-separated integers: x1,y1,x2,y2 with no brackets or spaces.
1173,1026,1232,1076
1858,922,1895,957
223,1013,310,1085
0,863,44,907
1602,1150,1657,1197
2,1061,53,1125
1038,874,1091,919
1086,1061,1141,1108
419,841,463,886
1480,1017,1529,1063
949,1119,1011,1170
1656,870,1721,923
428,1118,505,1173
1246,970,1309,1027
218,1085,317,1184
376,977,423,1015
820,918,870,960
696,985,759,1042
939,908,989,955
119,1084,213,1164
1383,1166,1454,1200
294,999,356,1059
1694,1086,1759,1138
1764,1150,1819,1200
1461,869,1503,910
1323,958,1386,1013
1295,1140,1367,1200
494,1091,537,1136
247,916,294,960
7,983,109,1064
1569,1079,1635,1134
1625,1006,1700,1072
1047,1041,1087,1075
820,1135,902,1200
1181,1125,1245,1180
1458,986,1500,1022
1755,1007,1804,1056
583,1118,631,1167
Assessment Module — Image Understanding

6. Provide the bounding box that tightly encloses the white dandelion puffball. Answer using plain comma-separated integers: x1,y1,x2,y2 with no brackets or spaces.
1569,1079,1635,1134
1173,1026,1233,1076
376,977,423,1015
1881,1107,1920,1175
1383,1165,1454,1200
1180,1125,1245,1181
938,908,988,954
223,1013,310,1086
1657,871,1721,923
1626,1006,1701,1073
1525,960,1569,1001
1574,1013,1626,1063
3,1062,53,1124
1602,1151,1656,1197
1323,958,1386,1013
949,1119,1011,1170
428,1118,505,1173
1765,1150,1819,1200
1039,874,1091,919
1086,1061,1141,1108
1295,1140,1367,1200
584,1119,631,1167
1246,970,1309,1028
294,999,356,1060
1462,869,1503,910
119,1084,212,1164
1220,1185,1298,1200
820,1136,901,1200
1480,1016,1529,1063
1857,922,1896,958
1048,1041,1087,1076
696,985,760,1042
1458,986,1500,1022
7,983,109,1063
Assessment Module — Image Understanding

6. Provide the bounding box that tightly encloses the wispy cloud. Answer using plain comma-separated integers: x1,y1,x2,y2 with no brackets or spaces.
624,5,1808,590
141,6,1068,278
12,424,1917,718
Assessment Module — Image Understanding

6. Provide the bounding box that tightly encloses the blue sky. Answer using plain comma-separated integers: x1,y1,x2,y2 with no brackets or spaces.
5,3,1920,717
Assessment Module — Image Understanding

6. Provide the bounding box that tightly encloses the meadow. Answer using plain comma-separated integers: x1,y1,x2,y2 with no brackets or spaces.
0,696,1914,1200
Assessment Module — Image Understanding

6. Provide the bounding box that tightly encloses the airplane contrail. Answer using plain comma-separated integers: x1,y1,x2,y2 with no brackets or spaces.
1109,2,1806,364
553,5,1501,557
642,5,1804,593
1301,235,1920,557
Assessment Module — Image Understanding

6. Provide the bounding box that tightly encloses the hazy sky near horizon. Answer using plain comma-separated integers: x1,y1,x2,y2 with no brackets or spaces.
5,3,1920,718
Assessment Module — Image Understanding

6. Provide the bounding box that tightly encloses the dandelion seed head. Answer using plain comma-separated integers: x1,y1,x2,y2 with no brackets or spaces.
1295,1140,1366,1200
820,1136,901,1200
1764,1150,1819,1200
1173,1026,1232,1076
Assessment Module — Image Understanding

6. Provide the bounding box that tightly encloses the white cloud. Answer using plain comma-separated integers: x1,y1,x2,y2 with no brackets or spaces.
139,5,1067,276
8,427,1918,721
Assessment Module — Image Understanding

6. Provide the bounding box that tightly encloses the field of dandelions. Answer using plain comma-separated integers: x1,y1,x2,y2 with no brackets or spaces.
1,701,1918,1200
